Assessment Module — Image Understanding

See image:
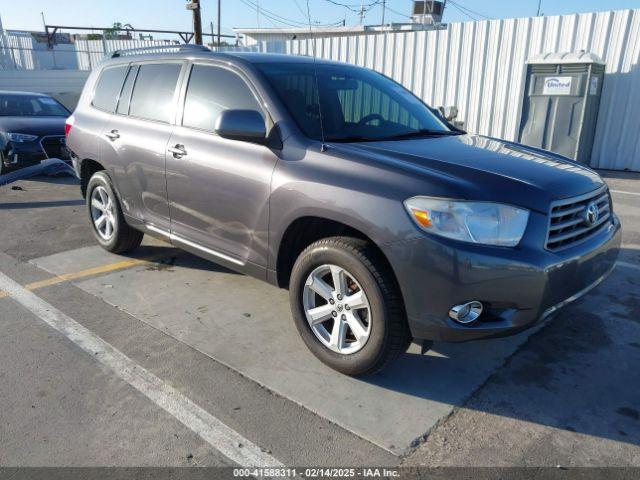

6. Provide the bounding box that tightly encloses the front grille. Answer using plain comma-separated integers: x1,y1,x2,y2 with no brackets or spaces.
546,187,612,251
40,135,71,160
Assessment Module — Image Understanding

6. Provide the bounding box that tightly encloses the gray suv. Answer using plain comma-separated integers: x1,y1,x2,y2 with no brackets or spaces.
67,46,621,376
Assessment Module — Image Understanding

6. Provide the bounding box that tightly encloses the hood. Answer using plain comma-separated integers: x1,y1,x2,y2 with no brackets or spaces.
0,116,67,137
336,134,604,213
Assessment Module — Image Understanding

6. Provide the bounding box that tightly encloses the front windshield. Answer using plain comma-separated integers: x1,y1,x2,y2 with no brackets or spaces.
0,94,70,117
257,62,452,142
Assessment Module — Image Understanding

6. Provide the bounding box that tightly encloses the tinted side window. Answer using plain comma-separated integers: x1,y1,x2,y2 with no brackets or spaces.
129,63,182,123
183,65,262,132
116,66,138,115
92,66,128,112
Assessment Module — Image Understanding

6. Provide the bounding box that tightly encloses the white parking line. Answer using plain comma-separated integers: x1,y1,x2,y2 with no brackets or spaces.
0,271,282,468
610,189,640,197
617,261,640,272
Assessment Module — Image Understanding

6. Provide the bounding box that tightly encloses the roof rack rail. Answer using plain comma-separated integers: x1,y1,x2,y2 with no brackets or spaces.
111,44,210,58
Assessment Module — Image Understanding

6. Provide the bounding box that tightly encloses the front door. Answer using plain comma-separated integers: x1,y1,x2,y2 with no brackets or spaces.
165,63,277,269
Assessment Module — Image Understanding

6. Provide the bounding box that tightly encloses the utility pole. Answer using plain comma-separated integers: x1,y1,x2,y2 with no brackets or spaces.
358,2,366,25
536,0,542,16
381,0,386,26
187,0,203,45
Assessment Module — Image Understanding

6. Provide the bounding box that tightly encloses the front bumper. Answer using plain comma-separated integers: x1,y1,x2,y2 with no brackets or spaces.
1,136,70,171
382,212,621,342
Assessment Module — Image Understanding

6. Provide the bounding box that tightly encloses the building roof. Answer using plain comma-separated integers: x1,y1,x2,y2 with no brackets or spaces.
234,26,367,35
233,23,443,36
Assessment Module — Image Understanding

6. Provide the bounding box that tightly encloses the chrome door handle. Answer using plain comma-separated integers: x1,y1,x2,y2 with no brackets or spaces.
167,144,187,158
104,130,120,141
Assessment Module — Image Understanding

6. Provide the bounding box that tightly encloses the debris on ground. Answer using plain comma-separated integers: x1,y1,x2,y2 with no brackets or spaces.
0,159,76,187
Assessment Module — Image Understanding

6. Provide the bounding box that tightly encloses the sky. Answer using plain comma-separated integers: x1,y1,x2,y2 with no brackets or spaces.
1,0,638,38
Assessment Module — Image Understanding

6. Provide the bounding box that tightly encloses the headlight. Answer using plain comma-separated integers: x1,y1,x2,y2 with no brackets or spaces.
404,196,530,247
8,133,38,143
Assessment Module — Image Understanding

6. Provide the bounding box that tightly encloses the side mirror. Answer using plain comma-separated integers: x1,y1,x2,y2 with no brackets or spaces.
215,109,267,144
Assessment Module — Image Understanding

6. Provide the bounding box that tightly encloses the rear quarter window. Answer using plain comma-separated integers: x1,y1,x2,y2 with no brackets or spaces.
92,65,129,113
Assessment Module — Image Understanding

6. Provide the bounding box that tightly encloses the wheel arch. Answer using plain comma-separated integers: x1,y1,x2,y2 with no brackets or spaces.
79,158,105,198
274,216,402,298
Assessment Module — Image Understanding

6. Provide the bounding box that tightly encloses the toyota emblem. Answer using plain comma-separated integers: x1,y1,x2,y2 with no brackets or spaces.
584,202,599,225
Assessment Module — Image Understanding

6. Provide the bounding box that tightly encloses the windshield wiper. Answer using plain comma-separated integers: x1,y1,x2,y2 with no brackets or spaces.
324,135,378,143
381,129,462,141
325,129,462,143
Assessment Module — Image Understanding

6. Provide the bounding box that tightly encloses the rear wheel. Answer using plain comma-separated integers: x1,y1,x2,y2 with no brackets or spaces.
289,236,412,376
86,171,143,253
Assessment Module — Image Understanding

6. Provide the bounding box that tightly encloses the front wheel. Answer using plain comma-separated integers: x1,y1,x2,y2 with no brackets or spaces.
289,237,411,376
86,170,143,254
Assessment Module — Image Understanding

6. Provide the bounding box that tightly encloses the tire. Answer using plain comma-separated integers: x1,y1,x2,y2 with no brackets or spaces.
289,236,412,376
86,170,143,254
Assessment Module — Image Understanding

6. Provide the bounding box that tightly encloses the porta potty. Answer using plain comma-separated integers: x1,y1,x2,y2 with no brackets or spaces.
518,51,605,163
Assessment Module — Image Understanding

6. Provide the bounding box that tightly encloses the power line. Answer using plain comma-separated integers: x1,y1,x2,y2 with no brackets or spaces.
383,4,411,20
240,0,344,28
447,2,477,20
239,0,309,27
322,0,382,15
293,0,345,27
448,0,492,20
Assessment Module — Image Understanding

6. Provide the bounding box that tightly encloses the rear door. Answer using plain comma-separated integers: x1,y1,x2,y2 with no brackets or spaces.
85,64,130,186
101,61,186,231
165,62,278,269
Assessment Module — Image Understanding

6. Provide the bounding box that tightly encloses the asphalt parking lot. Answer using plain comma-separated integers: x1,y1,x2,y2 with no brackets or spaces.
0,171,639,467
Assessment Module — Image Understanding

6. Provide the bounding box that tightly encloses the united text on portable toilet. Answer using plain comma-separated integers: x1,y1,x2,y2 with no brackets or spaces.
518,51,605,164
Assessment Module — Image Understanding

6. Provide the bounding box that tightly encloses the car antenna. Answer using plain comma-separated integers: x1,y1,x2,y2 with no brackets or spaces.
305,0,328,152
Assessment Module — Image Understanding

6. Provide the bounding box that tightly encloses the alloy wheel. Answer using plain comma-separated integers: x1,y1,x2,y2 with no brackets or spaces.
302,264,372,355
90,185,116,241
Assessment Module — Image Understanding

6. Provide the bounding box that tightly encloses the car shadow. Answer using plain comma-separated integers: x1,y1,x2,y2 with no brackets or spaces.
17,173,80,186
0,199,85,209
597,169,640,180
119,244,240,275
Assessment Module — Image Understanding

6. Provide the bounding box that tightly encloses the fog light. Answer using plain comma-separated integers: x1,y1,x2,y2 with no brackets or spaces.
449,301,483,325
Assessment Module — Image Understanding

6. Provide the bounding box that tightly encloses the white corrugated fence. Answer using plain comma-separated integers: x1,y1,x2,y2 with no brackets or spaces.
0,9,638,170
283,9,640,171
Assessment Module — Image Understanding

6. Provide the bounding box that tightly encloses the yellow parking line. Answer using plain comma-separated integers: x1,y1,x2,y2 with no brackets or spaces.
0,252,174,298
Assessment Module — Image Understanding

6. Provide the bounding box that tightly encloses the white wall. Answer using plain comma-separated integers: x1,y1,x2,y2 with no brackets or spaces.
282,9,640,172
0,70,89,109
